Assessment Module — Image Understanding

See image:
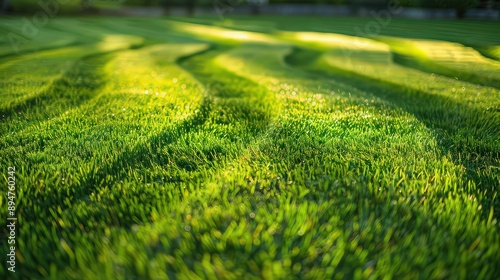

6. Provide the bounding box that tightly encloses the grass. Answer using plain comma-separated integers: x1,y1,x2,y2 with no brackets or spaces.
0,16,499,279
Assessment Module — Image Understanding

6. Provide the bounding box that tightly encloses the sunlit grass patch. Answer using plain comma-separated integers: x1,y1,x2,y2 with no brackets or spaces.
375,36,500,88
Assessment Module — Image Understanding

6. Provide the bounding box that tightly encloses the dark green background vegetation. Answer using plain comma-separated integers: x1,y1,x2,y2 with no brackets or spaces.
4,0,500,13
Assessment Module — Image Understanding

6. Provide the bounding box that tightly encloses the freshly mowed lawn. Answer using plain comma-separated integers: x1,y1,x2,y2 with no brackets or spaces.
0,16,499,279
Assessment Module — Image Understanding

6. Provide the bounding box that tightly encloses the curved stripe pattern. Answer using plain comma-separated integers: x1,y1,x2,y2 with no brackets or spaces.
0,17,499,279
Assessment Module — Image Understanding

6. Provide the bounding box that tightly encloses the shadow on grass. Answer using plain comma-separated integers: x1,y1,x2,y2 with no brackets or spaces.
0,51,116,129
285,47,500,218
389,50,500,89
23,43,278,229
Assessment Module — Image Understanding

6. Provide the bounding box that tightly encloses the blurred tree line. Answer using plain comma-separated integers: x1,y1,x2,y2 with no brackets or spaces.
2,0,498,18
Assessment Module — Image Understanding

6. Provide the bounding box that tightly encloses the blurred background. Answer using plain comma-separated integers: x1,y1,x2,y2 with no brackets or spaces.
1,0,499,20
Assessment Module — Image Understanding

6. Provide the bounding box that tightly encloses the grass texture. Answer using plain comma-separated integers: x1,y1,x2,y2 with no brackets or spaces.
0,16,499,279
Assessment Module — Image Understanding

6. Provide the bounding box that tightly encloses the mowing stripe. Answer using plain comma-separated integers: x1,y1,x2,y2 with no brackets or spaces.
0,44,211,275
284,45,500,210
376,36,500,88
0,35,144,133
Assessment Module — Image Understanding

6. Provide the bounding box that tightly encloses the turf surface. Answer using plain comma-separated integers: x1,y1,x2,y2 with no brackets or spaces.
0,16,499,279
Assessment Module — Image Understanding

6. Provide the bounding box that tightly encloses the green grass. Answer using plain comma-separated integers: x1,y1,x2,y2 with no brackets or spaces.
0,16,499,279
